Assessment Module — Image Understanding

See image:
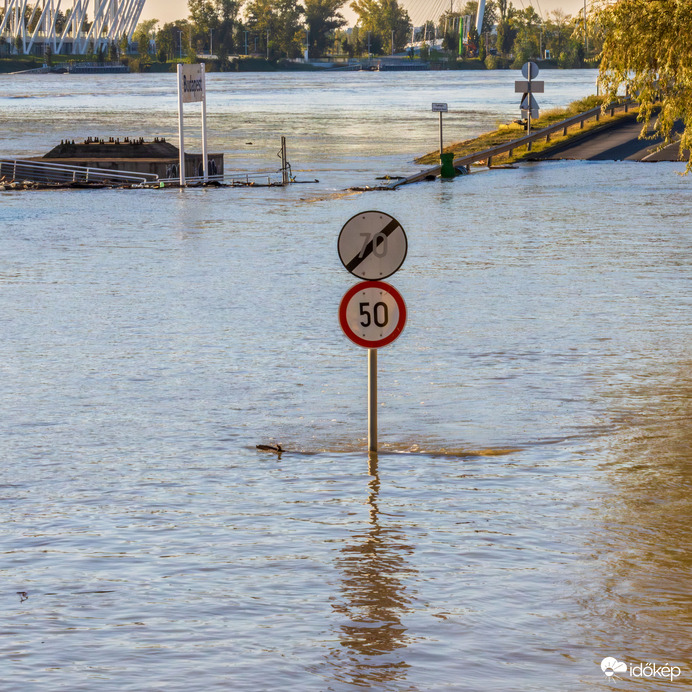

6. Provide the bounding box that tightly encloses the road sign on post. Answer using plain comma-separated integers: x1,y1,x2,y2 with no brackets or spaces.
516,61,542,147
520,93,539,120
522,60,539,79
432,103,449,161
514,80,544,94
339,280,407,349
177,63,208,187
337,211,408,454
338,211,408,280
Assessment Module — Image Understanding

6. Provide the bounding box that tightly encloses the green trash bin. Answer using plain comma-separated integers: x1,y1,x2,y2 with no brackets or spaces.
440,152,456,178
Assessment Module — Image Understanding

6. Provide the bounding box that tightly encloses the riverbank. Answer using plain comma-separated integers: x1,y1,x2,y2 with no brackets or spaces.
414,95,643,167
0,55,600,75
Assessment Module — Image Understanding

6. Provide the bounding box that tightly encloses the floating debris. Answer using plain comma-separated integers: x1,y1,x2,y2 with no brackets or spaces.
256,444,283,454
348,185,397,192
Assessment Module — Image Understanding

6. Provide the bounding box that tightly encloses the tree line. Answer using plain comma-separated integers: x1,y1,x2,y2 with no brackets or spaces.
144,0,597,65
149,0,412,64
3,0,600,68
432,0,599,68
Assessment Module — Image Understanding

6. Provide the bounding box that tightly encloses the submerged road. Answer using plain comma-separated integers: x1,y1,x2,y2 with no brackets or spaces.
541,113,687,162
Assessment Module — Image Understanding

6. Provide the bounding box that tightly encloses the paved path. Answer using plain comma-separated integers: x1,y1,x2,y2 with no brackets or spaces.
542,114,686,162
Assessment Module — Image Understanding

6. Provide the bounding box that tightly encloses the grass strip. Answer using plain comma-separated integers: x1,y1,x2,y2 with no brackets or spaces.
415,95,641,166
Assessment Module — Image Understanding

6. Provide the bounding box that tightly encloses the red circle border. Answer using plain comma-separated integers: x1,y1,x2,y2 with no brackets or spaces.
339,280,407,349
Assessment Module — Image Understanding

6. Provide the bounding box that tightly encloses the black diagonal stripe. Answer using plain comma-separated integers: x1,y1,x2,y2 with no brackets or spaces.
345,218,401,273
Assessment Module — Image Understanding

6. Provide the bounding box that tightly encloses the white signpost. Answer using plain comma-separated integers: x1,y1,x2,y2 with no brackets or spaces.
515,61,543,142
338,211,408,454
432,103,449,158
177,63,208,187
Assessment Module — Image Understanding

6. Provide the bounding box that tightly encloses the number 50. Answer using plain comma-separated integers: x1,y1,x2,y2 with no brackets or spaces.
359,301,389,328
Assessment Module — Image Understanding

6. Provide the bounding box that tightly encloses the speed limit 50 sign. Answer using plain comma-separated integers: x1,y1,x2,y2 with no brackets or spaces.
339,281,407,349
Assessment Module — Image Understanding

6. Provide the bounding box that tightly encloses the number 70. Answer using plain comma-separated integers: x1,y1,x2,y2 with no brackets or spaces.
359,232,388,259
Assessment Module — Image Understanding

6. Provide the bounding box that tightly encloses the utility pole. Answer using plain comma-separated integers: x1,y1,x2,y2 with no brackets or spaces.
210,28,213,56
539,23,543,59
583,0,588,56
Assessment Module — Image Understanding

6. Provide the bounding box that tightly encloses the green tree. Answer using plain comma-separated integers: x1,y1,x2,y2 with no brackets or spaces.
245,0,304,59
350,0,410,55
156,21,191,61
542,8,570,60
188,0,241,55
55,9,68,34
134,19,158,56
511,25,538,68
304,0,347,57
598,0,692,167
557,38,583,69
495,20,514,55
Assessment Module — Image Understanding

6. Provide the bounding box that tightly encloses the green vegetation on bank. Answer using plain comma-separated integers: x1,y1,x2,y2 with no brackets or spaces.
415,95,638,166
597,0,692,171
0,54,108,73
1,0,600,72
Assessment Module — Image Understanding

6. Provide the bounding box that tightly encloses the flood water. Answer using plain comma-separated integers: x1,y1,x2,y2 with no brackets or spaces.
1,70,690,691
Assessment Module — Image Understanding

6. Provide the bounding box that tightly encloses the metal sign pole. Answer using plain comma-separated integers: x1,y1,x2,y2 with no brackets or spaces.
177,63,186,186
439,111,443,158
201,66,208,183
527,71,532,151
368,348,377,453
281,136,288,185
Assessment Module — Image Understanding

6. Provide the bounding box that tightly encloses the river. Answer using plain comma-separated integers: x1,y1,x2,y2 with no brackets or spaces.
1,69,690,691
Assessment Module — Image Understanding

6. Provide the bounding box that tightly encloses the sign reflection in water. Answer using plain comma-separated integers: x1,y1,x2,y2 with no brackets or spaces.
328,455,417,688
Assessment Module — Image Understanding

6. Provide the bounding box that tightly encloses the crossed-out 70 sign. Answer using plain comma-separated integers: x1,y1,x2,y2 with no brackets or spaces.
338,211,407,348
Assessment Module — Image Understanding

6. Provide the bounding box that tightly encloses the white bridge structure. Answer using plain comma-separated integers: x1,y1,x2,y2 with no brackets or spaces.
1,0,146,55
401,0,487,48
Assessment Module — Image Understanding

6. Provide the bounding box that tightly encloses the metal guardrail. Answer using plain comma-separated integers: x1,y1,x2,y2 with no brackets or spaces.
0,159,159,186
157,170,287,187
392,98,636,187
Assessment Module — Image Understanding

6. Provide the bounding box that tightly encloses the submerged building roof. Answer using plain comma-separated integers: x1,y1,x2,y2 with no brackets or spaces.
44,138,180,160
